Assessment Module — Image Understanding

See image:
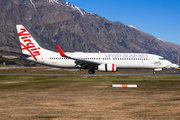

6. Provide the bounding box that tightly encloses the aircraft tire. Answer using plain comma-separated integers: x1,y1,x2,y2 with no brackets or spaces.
88,69,95,74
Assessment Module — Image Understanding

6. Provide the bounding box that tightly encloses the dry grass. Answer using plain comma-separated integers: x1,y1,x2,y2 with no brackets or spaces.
0,75,180,120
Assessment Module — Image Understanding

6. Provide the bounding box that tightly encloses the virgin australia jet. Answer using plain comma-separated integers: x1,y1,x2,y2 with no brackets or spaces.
16,25,172,74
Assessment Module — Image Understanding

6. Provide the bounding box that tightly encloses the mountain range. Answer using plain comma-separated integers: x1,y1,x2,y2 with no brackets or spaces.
0,0,180,62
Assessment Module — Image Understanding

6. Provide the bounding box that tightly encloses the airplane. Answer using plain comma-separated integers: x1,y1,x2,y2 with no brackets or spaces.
15,24,172,74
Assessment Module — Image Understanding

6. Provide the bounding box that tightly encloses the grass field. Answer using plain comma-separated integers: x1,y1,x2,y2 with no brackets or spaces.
0,75,180,120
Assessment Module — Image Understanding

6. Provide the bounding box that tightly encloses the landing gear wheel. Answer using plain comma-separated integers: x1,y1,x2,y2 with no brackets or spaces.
153,71,156,74
92,70,95,74
88,69,95,74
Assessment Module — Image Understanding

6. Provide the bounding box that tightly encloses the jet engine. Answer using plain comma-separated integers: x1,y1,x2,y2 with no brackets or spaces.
98,63,117,72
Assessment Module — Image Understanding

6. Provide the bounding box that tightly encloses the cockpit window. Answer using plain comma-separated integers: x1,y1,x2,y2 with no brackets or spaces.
159,58,164,60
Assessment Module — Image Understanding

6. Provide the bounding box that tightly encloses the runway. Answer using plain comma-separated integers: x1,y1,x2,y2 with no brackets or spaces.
0,68,179,76
0,72,180,76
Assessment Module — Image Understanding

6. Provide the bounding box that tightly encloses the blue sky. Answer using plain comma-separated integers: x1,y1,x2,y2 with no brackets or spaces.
66,0,180,45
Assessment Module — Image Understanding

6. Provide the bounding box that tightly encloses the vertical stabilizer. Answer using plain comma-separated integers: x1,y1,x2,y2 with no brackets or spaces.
16,25,41,60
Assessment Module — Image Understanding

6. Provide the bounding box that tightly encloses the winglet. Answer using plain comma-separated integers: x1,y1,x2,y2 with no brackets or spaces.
56,45,67,57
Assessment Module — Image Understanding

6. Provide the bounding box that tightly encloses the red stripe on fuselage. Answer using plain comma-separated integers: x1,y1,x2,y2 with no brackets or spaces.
112,64,114,72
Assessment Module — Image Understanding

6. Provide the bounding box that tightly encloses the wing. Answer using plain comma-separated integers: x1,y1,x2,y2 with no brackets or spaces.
56,45,101,69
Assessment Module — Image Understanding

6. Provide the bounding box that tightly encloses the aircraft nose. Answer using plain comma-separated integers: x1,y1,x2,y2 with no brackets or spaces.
166,60,172,66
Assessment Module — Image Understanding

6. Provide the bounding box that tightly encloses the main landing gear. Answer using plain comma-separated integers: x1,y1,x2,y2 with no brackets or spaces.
88,69,95,74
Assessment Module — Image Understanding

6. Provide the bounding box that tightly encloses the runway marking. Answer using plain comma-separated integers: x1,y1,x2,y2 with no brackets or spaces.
112,84,137,88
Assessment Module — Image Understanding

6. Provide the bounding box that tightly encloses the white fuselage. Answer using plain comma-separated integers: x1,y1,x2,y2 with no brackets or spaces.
25,52,171,69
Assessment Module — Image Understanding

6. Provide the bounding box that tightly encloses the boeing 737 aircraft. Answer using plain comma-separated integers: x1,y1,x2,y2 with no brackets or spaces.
15,25,172,74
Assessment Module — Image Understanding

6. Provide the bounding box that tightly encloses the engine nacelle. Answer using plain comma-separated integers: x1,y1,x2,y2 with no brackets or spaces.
98,63,117,72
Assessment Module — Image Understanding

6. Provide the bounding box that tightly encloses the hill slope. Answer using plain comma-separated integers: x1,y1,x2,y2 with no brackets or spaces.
0,0,180,62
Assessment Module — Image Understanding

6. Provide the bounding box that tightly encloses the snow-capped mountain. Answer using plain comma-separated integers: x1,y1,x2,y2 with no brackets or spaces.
127,25,139,30
65,2,86,16
46,0,86,16
0,0,180,62
47,0,65,4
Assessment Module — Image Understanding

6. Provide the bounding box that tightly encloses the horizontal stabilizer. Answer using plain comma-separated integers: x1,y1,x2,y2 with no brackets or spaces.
10,51,31,57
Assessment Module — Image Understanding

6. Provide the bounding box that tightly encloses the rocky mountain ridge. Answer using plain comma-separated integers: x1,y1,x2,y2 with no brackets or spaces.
0,0,180,62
